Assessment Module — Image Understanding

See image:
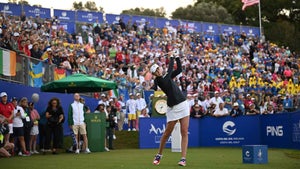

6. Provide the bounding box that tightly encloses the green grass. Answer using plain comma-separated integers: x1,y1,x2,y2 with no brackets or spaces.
1,131,300,169
2,148,300,169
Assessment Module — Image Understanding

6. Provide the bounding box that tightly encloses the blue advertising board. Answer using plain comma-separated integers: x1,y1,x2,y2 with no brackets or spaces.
139,117,201,148
0,3,22,16
260,114,292,148
178,20,201,33
105,13,121,25
202,22,220,35
23,5,51,19
200,116,261,146
156,17,168,28
77,10,103,23
220,24,240,35
291,112,300,149
58,22,76,34
54,9,76,22
240,26,260,37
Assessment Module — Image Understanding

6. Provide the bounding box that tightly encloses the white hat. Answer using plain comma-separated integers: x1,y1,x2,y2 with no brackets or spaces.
101,93,106,97
136,93,140,96
215,91,219,94
0,92,7,97
129,93,133,96
233,102,239,106
246,94,250,97
46,48,52,52
13,32,20,36
150,64,159,73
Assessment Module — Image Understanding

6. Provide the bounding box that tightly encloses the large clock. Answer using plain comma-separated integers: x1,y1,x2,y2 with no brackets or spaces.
154,99,168,115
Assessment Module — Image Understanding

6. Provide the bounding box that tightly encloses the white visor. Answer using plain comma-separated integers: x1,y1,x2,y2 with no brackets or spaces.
150,64,159,73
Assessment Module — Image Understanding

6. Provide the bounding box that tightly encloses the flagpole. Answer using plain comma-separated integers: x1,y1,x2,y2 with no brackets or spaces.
258,0,262,38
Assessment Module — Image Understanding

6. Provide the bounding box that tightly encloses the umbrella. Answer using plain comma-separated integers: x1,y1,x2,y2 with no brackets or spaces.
41,73,117,93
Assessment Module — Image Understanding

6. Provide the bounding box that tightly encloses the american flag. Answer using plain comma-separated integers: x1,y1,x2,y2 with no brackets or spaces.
242,0,260,10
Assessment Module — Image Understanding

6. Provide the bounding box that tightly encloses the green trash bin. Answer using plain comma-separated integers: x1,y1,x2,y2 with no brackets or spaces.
85,113,106,152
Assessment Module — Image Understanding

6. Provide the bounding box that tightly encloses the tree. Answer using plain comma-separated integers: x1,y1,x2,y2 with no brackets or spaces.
84,1,98,11
171,2,234,24
8,0,29,6
73,1,84,10
121,7,166,17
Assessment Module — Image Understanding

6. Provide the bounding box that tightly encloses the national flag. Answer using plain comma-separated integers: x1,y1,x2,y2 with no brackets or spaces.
54,68,66,80
108,89,118,98
242,0,259,10
0,49,16,76
28,61,43,87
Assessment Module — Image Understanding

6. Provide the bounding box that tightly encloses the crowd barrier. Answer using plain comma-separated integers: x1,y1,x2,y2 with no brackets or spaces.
139,113,300,149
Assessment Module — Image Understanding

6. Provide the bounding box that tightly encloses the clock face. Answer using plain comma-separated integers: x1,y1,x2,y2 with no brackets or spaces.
155,99,167,114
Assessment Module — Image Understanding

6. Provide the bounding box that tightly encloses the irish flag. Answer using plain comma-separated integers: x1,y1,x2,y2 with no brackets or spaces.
0,49,16,76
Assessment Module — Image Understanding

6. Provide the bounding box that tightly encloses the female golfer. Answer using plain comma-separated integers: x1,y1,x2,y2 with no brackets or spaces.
150,51,189,166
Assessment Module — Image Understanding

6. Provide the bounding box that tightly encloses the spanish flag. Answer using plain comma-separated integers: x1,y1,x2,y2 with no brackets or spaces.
0,49,16,76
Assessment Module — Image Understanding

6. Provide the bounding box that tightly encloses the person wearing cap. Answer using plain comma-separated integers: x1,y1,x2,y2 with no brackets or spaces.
125,93,137,131
150,50,189,166
135,93,147,130
30,41,42,60
230,102,243,117
98,94,108,106
209,91,224,110
11,97,31,156
246,103,260,115
190,103,205,118
222,90,233,112
0,92,14,143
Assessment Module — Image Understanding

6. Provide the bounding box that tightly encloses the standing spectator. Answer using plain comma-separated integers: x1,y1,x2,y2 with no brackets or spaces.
283,94,293,112
106,105,116,150
45,97,64,154
68,93,91,154
135,93,147,130
0,92,14,143
28,102,40,154
19,97,33,153
126,93,137,131
11,98,30,156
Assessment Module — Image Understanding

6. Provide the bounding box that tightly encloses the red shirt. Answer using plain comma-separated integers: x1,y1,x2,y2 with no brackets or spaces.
0,102,14,123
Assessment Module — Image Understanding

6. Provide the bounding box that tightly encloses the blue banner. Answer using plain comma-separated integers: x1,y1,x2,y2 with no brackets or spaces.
0,3,22,16
105,13,122,25
167,19,180,27
119,14,131,25
143,90,154,106
203,22,220,35
221,24,240,35
118,88,129,102
178,20,201,33
261,114,293,148
200,116,261,146
131,15,154,28
139,117,171,149
156,17,168,28
77,10,103,23
139,117,200,148
240,26,260,37
58,22,76,34
23,5,51,19
54,9,75,22
291,113,300,149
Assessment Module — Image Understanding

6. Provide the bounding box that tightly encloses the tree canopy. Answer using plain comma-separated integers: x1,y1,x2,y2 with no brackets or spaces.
171,2,234,24
121,7,166,17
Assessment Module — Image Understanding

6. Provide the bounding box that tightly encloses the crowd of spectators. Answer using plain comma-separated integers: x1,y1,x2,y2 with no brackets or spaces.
1,12,300,115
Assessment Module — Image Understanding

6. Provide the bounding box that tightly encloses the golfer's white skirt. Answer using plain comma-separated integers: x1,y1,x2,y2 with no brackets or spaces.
166,100,189,122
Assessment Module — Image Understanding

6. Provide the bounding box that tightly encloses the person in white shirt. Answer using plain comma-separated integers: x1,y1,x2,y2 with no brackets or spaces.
135,93,147,130
68,93,91,154
126,93,137,131
209,91,224,110
12,98,30,156
213,103,229,117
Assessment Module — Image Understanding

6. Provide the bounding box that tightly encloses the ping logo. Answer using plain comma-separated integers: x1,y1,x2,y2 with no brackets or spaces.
223,121,236,136
266,126,283,136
